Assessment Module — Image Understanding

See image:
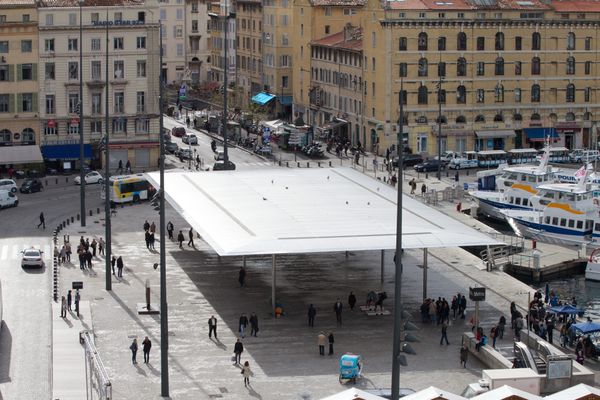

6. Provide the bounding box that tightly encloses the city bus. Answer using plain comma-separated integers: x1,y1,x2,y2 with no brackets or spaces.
477,150,508,168
100,174,154,205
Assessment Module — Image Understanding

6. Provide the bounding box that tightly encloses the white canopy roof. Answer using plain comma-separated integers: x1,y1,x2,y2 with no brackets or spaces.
319,388,387,400
146,168,501,256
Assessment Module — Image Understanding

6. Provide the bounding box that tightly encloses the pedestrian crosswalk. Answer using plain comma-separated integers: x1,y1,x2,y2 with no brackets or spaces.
0,244,52,261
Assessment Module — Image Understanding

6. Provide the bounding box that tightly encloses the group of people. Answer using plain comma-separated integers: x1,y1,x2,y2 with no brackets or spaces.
420,294,468,324
143,220,157,250
408,178,427,196
55,236,105,271
238,313,259,338
129,337,152,364
60,289,81,318
116,160,132,175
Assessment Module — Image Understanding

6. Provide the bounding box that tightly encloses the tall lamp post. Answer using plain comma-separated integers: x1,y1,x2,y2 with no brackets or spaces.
436,73,444,181
79,0,86,226
103,7,111,292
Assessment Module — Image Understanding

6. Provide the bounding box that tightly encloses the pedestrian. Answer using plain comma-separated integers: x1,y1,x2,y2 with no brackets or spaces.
117,160,123,174
111,255,116,275
65,242,71,262
85,250,93,268
249,312,259,337
348,291,357,311
460,295,467,319
318,332,326,356
460,344,468,368
177,230,184,248
67,290,72,311
440,321,450,345
308,304,316,327
515,315,524,341
98,238,104,256
117,256,124,277
188,228,194,247
125,160,131,174
238,266,246,287
150,222,156,234
334,299,343,325
546,318,555,344
90,239,97,257
328,332,335,355
421,183,427,196
37,212,45,229
451,296,458,319
498,315,506,339
149,232,155,250
130,338,138,364
60,296,67,318
142,336,152,363
208,315,218,339
143,220,150,232
491,326,497,348
74,289,80,317
239,313,249,338
145,231,150,249
242,361,253,387
233,338,244,365
78,249,85,270
60,246,66,264
409,178,416,194
167,221,174,239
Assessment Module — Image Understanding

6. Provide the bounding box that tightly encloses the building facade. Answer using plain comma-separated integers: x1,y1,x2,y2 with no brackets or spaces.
159,0,187,84
38,0,160,170
234,0,262,107
208,0,236,90
185,0,210,84
0,0,40,161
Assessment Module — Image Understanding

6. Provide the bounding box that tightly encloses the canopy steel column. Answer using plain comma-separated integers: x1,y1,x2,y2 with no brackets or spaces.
422,248,428,300
272,254,276,314
381,250,385,284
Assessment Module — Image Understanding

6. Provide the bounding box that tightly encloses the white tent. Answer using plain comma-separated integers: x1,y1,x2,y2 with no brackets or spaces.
319,388,387,400
544,383,600,399
401,386,467,400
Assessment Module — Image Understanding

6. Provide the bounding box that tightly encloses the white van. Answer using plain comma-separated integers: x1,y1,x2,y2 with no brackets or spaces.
0,190,18,208
0,179,17,193
570,149,600,163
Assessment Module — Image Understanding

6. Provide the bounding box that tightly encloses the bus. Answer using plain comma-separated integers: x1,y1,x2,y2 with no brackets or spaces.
508,149,538,165
477,150,508,168
541,147,570,163
100,174,154,205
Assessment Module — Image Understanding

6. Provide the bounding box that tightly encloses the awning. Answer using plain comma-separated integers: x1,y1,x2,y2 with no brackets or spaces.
475,130,515,138
278,95,293,106
0,145,43,164
524,127,559,142
251,92,276,106
41,144,92,161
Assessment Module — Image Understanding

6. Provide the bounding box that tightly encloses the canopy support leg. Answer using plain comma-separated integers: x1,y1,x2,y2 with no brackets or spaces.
423,248,428,300
272,254,276,315
381,249,385,284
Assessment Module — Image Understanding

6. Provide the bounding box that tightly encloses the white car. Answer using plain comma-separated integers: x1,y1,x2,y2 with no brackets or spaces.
74,171,104,185
0,179,17,193
21,248,44,268
182,134,198,145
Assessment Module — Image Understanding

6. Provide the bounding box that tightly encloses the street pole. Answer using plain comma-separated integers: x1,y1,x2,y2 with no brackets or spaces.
158,20,170,398
437,74,443,181
391,78,405,400
104,7,111,291
222,14,229,164
79,0,86,226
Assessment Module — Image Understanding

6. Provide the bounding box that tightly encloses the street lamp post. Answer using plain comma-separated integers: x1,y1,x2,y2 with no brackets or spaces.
104,7,111,291
436,74,444,181
79,0,86,226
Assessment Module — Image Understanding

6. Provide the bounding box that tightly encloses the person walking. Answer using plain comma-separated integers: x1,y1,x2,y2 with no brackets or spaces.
546,317,555,344
125,160,131,174
188,228,195,247
37,212,45,229
117,160,123,174
167,221,174,239
328,332,335,355
60,246,67,264
145,231,151,249
308,304,316,327
242,361,253,387
117,256,124,278
317,332,326,356
239,313,248,338
60,296,67,318
421,183,427,196
130,338,138,364
238,266,246,287
142,336,152,363
460,344,468,368
65,242,71,262
440,321,450,345
249,313,259,337
74,289,80,317
348,291,357,311
409,178,416,195
143,220,150,232
85,250,93,269
491,326,498,349
498,315,506,339
177,230,184,248
334,299,343,325
208,315,218,339
233,338,244,365
149,232,155,250
67,290,72,311
98,238,104,256
150,222,156,234
90,239,97,257
111,256,116,275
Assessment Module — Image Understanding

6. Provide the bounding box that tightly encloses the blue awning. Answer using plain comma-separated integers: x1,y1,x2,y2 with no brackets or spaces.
524,127,559,142
251,92,276,106
41,144,93,160
278,95,293,106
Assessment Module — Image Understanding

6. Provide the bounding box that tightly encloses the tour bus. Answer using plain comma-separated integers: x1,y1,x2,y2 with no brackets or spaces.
477,150,508,168
540,147,570,163
100,174,154,205
508,149,539,165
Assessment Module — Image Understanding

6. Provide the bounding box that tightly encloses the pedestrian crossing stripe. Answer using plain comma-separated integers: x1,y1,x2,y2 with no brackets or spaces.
0,244,52,261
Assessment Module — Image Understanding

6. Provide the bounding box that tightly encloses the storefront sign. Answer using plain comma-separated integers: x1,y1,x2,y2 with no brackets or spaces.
109,142,158,149
92,20,145,27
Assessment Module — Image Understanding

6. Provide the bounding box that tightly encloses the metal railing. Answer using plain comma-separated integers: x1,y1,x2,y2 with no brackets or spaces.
82,330,112,400
52,231,59,302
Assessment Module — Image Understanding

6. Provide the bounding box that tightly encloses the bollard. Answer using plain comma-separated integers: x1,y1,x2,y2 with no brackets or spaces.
71,216,74,223
66,177,69,183
329,161,332,167
89,209,93,217
278,160,281,166
63,220,66,227
77,214,80,221
446,171,449,177
318,161,321,167
45,179,48,186
297,162,300,168
425,173,428,179
286,161,289,167
307,162,310,168
97,207,100,214
55,178,58,185
466,170,469,176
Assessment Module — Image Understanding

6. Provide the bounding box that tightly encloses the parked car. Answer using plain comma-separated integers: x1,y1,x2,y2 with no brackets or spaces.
74,171,104,185
21,247,44,268
0,179,18,193
171,126,186,137
182,134,198,145
165,142,179,154
212,161,236,171
178,149,193,160
414,160,446,173
393,154,424,168
569,149,600,163
214,148,225,161
0,190,18,208
19,179,43,193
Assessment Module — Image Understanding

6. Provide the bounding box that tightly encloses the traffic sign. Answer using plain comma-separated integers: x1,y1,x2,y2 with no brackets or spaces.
72,281,83,289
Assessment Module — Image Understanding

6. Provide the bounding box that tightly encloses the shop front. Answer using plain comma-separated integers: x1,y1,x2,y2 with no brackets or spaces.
474,130,515,151
555,122,582,150
107,142,159,172
523,127,559,149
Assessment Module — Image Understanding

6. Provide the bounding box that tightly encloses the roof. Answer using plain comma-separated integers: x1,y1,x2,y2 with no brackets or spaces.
386,0,549,10
320,388,387,400
551,0,600,12
472,385,542,400
146,168,501,257
402,386,467,400
311,27,363,51
544,383,600,399
0,145,43,164
0,0,36,7
39,0,144,7
311,0,366,5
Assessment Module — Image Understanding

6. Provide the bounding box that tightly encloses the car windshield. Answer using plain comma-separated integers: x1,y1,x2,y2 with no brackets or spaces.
24,250,39,257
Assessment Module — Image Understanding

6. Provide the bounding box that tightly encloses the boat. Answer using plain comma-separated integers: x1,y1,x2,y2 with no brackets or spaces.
586,249,600,281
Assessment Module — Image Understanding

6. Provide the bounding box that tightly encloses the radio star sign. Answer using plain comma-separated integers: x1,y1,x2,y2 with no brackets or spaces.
469,287,486,302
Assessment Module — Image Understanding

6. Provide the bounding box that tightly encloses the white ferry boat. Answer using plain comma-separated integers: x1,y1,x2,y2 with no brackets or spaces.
585,249,600,281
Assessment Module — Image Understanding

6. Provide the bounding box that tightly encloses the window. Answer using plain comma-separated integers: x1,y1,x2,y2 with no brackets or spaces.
135,118,150,133
45,63,55,80
325,6,332,15
417,135,427,153
91,93,102,114
137,60,146,77
566,83,575,102
91,61,101,80
91,38,101,51
114,92,124,113
0,95,9,113
136,91,145,113
68,122,79,135
457,32,467,50
399,90,407,105
418,32,428,51
418,57,428,77
438,61,446,77
438,36,446,51
419,12,426,18
585,87,591,102
418,85,428,104
457,57,466,76
112,117,127,134
437,89,446,104
21,63,33,80
68,38,78,51
91,12,99,23
113,37,124,50
344,8,356,15
45,39,55,52
476,37,485,51
399,37,407,51
91,121,102,134
138,11,145,22
137,37,146,49
532,32,541,50
22,14,30,22
585,37,592,50
282,75,289,88
567,32,575,50
531,57,540,75
371,32,376,48
192,20,198,32
0,41,7,53
495,57,504,75
0,65,8,81
566,57,575,74
176,44,183,57
495,32,504,50
45,14,53,26
68,13,76,26
515,36,522,50
45,95,55,114
458,12,465,18
514,88,521,102
160,9,166,20
476,89,485,103
68,93,79,113
477,61,485,76
495,84,504,102
399,62,407,77
585,61,592,75
68,62,78,80
114,12,122,21
113,60,124,79
175,26,183,38
531,84,540,102
438,12,445,18
21,40,32,52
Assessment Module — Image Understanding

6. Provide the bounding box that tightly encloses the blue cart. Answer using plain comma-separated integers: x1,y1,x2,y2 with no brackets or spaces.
339,354,363,384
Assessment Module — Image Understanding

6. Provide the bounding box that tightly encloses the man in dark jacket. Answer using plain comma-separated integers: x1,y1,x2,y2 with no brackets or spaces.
239,267,246,287
334,299,343,325
167,221,174,239
117,256,124,277
233,338,244,365
177,230,185,248
142,337,152,363
249,313,259,337
239,313,248,338
208,315,218,339
308,304,316,327
188,228,194,247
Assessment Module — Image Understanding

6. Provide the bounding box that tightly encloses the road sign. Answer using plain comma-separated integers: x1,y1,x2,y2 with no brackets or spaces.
72,281,83,290
469,287,486,301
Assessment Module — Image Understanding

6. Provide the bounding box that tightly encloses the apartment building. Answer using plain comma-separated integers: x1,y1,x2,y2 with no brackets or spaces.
234,0,262,107
38,0,160,170
208,1,236,89
159,0,187,84
185,0,210,84
0,0,42,165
